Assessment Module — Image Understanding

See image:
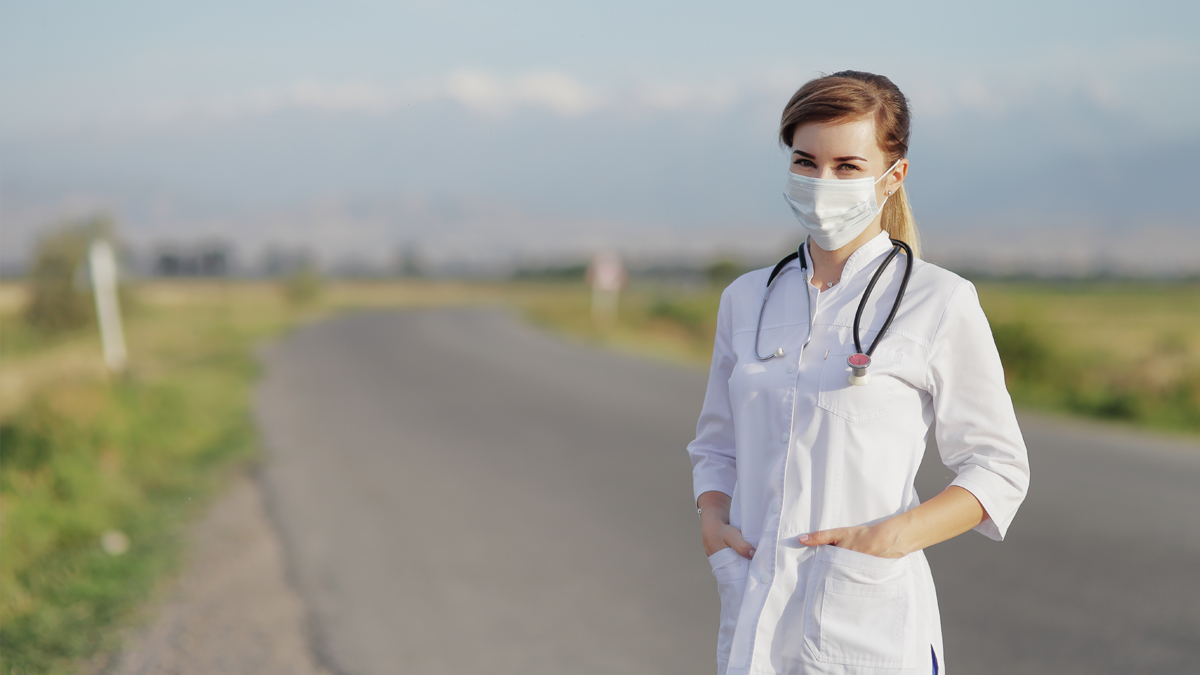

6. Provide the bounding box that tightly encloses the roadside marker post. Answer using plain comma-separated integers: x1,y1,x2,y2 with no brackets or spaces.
89,239,128,373
588,251,626,328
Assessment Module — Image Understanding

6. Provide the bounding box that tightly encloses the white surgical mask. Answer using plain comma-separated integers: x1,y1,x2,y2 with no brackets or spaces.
782,159,901,251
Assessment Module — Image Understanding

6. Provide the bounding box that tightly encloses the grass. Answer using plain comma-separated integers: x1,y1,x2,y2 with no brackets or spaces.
0,281,298,674
515,281,720,366
0,274,1195,674
974,280,1200,431
514,277,1200,436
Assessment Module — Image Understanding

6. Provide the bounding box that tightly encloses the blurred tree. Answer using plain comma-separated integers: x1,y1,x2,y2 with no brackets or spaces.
23,216,117,335
395,242,425,278
512,262,588,281
706,259,744,287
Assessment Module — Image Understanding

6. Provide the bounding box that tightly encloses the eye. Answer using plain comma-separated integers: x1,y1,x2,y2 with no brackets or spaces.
837,163,862,172
792,157,815,168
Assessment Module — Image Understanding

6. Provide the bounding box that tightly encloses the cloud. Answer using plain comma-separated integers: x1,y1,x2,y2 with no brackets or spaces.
621,80,741,113
900,39,1200,136
67,70,755,135
445,70,603,117
140,81,416,125
26,38,1197,142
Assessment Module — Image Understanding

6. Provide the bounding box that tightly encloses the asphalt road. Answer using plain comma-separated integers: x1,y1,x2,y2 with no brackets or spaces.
255,308,1200,675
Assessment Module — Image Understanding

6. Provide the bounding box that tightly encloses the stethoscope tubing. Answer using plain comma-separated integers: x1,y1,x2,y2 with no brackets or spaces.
754,244,808,361
853,239,913,357
753,238,912,363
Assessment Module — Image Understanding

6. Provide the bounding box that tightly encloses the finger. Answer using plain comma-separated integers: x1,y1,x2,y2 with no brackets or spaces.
724,527,756,559
799,528,841,547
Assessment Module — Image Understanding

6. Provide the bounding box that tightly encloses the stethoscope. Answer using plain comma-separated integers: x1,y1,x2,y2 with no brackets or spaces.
753,238,914,386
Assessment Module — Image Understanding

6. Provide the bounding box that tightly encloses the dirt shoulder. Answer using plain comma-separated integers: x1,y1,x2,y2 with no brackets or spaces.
88,470,330,675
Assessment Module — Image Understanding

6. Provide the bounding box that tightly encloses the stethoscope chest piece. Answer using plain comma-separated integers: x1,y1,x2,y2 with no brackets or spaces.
847,352,871,386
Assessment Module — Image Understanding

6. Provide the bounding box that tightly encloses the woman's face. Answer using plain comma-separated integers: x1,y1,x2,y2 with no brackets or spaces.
789,118,907,207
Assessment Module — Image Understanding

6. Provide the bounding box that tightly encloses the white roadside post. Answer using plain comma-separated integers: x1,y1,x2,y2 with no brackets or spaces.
89,239,128,373
588,251,626,328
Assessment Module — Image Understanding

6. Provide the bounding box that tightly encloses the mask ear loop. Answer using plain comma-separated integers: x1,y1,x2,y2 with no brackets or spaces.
875,158,903,186
874,158,903,209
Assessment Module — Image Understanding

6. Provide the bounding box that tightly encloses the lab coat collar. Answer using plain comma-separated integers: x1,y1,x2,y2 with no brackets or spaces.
804,230,895,286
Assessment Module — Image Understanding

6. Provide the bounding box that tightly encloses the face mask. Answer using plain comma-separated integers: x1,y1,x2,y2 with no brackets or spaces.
782,159,901,251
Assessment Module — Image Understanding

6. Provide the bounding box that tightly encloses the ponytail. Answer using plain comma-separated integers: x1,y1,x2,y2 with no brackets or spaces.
882,184,921,259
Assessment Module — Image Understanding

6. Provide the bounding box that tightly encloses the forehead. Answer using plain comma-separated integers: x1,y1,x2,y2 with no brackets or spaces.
791,118,879,157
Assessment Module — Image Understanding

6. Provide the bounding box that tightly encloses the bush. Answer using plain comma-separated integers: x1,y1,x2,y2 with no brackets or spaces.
23,218,118,336
512,262,589,282
991,322,1050,385
706,259,743,287
283,260,322,305
648,296,711,338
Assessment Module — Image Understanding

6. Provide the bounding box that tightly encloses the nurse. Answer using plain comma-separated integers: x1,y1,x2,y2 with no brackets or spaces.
687,71,1030,675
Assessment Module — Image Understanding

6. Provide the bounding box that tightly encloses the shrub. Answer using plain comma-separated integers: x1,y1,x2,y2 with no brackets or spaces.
706,259,743,287
23,218,118,336
283,260,322,305
991,322,1050,385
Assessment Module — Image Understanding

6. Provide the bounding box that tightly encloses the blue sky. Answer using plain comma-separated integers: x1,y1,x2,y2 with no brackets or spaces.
3,1,1198,273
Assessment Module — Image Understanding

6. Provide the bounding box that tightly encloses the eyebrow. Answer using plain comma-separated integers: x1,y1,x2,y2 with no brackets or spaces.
791,150,869,162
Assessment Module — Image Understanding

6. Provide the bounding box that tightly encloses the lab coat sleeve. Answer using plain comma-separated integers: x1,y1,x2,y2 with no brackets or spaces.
687,286,739,504
927,280,1030,541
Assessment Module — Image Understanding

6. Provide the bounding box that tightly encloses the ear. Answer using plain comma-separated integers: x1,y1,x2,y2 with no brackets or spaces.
884,158,909,196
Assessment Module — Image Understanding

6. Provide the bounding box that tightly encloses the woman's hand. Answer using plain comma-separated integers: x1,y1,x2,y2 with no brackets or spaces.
798,522,906,559
798,485,990,559
705,521,755,558
698,490,755,559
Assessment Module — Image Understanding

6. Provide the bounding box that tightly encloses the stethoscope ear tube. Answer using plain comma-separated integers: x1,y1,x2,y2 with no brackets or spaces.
848,239,913,385
754,244,806,361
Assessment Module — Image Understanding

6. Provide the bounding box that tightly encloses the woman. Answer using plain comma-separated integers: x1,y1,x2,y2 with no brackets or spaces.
687,71,1030,675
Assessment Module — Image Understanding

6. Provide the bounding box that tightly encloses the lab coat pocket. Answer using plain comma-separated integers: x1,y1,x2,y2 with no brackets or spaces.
807,545,918,669
816,349,903,421
708,548,750,665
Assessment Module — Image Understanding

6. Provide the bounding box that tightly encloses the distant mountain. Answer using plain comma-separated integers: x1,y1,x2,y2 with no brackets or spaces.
3,78,1197,277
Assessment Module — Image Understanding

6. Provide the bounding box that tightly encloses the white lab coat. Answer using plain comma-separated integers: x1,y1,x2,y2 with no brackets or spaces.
687,232,1030,675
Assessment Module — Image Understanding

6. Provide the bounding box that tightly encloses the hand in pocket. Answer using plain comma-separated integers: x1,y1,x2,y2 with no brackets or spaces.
698,490,755,559
704,522,755,559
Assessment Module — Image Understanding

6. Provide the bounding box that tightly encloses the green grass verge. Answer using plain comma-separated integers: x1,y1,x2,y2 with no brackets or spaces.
0,382,256,673
516,278,1200,436
0,283,294,675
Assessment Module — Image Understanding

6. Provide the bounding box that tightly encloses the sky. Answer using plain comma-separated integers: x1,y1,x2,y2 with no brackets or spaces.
3,0,1199,274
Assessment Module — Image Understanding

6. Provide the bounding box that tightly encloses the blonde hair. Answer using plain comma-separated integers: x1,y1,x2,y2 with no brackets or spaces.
779,71,921,258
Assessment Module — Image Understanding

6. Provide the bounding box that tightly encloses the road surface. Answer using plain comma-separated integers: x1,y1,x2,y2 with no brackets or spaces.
255,308,1200,675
